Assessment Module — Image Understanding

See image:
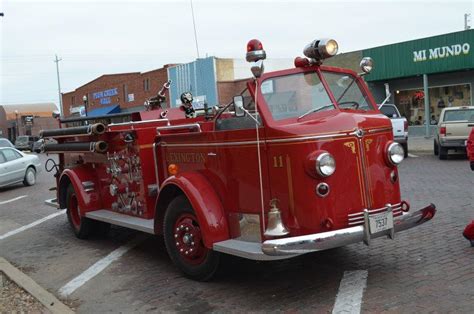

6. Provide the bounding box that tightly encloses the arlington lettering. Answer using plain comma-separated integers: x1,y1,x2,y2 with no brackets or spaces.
167,152,206,163
413,43,470,62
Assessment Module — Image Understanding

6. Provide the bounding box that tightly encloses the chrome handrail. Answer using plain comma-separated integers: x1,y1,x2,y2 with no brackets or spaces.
156,123,201,135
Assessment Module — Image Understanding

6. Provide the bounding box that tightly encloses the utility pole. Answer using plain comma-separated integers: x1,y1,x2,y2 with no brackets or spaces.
190,0,200,59
54,54,63,115
465,13,472,30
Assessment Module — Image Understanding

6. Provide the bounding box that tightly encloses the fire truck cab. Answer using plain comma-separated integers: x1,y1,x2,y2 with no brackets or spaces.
43,38,436,280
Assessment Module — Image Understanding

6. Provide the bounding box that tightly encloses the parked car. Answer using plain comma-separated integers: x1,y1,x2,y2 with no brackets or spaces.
32,138,58,153
0,138,14,148
0,147,41,188
467,128,474,170
434,106,474,160
379,104,409,157
15,135,40,151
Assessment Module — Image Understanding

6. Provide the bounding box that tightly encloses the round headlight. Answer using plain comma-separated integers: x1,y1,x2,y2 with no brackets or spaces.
387,142,405,165
316,152,336,177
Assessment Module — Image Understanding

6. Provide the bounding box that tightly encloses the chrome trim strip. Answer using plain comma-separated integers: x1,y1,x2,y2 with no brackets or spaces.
348,203,402,217
109,118,170,127
156,123,201,135
262,204,436,256
368,127,393,134
152,142,160,190
161,130,357,148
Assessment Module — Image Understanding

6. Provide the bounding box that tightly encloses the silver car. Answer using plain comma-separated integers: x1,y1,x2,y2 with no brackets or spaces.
0,147,41,188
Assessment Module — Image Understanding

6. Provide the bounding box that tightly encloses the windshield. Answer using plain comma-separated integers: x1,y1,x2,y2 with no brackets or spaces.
443,109,474,122
322,72,373,111
16,136,28,143
261,72,334,121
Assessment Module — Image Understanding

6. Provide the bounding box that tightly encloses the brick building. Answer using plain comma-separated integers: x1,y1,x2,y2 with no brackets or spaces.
62,66,173,117
0,103,58,142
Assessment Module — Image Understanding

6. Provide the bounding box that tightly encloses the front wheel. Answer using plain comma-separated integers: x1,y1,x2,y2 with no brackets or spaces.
163,196,220,281
402,143,408,158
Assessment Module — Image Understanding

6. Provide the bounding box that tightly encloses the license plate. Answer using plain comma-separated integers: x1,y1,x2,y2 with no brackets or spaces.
369,211,393,234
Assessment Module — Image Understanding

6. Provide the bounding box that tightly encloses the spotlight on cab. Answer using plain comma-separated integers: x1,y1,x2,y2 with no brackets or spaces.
303,38,339,62
359,57,374,74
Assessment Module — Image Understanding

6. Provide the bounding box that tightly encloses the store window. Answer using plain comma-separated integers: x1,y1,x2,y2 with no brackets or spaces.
395,83,471,125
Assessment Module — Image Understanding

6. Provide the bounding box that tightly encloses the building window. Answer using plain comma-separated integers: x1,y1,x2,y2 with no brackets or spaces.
71,96,75,105
123,84,128,102
144,78,150,91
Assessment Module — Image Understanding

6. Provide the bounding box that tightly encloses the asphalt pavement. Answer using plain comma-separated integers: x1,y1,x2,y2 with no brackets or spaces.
1,152,473,313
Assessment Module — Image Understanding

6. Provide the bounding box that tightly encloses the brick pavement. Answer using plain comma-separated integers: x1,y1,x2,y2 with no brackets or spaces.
1,154,473,313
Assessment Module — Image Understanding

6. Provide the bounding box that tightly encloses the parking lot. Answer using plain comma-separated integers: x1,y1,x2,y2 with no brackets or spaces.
1,153,474,313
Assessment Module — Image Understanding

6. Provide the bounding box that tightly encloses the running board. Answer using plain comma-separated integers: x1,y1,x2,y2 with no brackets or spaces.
85,210,155,234
213,239,300,261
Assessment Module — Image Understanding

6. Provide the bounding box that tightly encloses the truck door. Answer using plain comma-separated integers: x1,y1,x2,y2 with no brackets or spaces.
211,91,271,227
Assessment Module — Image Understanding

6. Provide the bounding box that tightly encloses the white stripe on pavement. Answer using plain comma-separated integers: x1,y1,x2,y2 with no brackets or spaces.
0,209,66,241
0,195,27,205
332,270,368,314
58,234,148,297
408,153,419,158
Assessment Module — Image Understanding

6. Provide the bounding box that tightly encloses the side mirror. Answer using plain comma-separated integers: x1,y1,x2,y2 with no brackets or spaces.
233,96,245,117
52,110,60,119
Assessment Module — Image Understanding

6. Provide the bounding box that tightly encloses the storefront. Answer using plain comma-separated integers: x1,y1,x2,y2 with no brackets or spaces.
362,29,473,136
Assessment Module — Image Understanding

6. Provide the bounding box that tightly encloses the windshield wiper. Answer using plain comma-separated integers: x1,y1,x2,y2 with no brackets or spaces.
297,103,334,121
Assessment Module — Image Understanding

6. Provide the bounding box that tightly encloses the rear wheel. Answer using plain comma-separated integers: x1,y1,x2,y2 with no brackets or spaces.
163,196,220,281
439,145,448,160
402,143,408,158
23,167,36,186
66,184,94,239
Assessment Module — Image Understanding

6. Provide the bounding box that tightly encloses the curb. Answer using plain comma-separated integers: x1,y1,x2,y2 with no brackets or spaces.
0,257,74,314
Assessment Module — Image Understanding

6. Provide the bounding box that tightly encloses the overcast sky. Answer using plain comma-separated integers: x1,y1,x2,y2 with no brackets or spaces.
0,0,472,108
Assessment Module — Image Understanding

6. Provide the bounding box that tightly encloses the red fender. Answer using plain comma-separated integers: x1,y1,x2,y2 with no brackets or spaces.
158,173,229,248
59,166,102,215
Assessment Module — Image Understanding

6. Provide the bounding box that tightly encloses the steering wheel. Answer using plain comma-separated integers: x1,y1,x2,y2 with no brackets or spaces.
338,101,360,110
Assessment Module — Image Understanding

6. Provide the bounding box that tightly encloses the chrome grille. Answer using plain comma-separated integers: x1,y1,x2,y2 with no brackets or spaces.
347,203,403,226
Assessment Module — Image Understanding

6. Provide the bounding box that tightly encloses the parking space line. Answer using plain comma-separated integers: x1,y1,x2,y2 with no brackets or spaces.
408,153,419,158
0,209,66,241
332,270,368,314
58,234,148,298
0,195,27,205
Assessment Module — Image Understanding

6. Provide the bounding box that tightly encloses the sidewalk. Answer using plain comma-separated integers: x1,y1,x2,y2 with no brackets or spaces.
408,136,434,153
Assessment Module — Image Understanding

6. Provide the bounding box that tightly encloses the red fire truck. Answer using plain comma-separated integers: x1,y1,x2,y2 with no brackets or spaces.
42,38,436,280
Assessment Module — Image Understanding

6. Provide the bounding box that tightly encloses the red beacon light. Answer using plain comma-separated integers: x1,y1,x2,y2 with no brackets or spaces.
294,56,311,68
246,39,266,62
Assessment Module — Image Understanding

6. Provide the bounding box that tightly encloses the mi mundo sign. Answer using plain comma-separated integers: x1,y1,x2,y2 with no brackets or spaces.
413,43,470,62
363,29,474,81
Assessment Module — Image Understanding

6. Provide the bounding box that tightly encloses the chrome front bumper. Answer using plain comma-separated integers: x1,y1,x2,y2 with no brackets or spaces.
262,204,436,256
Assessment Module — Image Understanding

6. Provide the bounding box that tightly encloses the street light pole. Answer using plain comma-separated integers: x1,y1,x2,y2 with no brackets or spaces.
14,110,19,138
82,95,89,117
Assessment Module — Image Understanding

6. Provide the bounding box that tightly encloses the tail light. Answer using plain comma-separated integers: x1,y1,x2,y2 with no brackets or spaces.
440,126,446,136
403,120,408,132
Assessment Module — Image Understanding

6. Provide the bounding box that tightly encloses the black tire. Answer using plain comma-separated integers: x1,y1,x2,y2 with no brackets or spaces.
163,196,220,281
434,140,439,155
66,184,94,239
402,143,408,158
439,145,448,160
23,167,36,186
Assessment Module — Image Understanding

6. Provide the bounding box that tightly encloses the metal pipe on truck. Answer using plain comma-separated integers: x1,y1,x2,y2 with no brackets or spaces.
40,123,106,138
43,141,108,154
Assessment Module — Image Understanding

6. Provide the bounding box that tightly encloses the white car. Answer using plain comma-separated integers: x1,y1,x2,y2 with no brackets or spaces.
0,147,42,188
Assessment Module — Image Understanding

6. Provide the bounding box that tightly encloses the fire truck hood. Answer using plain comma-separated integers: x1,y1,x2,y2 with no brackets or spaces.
272,111,391,136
